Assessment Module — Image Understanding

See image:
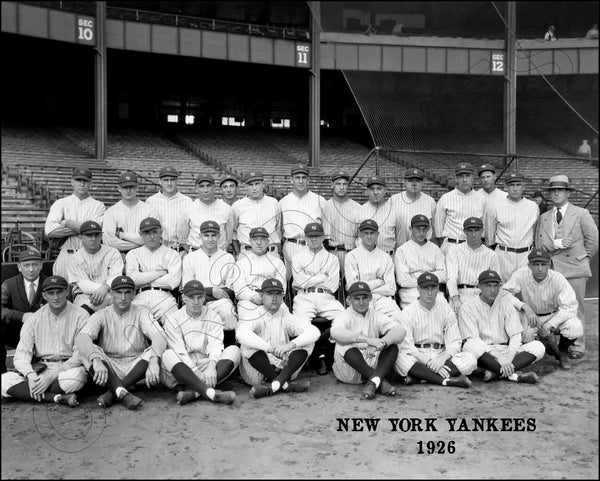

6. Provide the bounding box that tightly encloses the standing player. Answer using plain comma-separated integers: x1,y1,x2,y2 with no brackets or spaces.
484,173,539,281
44,167,105,278
161,280,239,406
236,278,320,398
330,282,406,399
394,215,446,309
476,163,506,212
145,166,192,252
391,167,437,246
459,270,545,384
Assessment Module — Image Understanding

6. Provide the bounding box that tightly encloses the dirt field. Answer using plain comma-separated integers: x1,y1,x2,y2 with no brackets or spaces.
2,300,598,479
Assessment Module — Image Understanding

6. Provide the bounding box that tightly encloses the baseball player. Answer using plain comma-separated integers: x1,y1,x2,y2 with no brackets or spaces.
44,167,105,278
433,162,483,256
102,172,159,254
459,270,545,383
476,163,506,212
390,167,437,246
182,220,237,343
67,220,124,315
447,217,499,314
345,219,401,322
484,173,539,282
1,276,88,407
219,174,239,207
178,173,233,254
330,282,406,400
394,215,446,309
126,217,181,327
75,275,167,410
229,227,287,323
236,278,320,398
279,163,325,278
502,248,585,361
145,166,193,252
395,273,477,388
231,170,282,258
161,280,239,405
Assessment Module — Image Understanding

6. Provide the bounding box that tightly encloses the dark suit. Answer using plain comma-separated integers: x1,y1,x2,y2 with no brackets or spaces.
1,273,47,372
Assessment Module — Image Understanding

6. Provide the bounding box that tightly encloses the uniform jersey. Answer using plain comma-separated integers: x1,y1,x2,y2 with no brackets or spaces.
229,252,287,301
232,195,281,246
146,191,193,248
359,200,401,253
434,188,483,240
484,197,539,248
291,248,340,293
446,243,499,297
125,245,182,290
179,198,233,251
332,306,397,341
390,191,437,245
279,190,325,240
103,200,159,251
476,187,506,214
344,245,396,296
182,248,235,287
68,245,124,296
321,197,361,249
394,240,447,288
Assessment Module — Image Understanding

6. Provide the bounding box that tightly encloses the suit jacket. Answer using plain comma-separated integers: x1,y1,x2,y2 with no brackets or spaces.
1,273,47,328
535,203,599,279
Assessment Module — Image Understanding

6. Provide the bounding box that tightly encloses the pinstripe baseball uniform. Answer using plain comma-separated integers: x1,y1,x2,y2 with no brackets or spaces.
229,251,287,322
179,198,233,251
75,303,166,379
359,200,401,254
236,305,319,385
459,293,545,361
68,244,124,311
345,245,400,321
321,197,361,276
126,245,182,325
502,266,584,343
232,195,282,248
476,187,506,213
103,200,159,252
446,243,499,301
390,191,437,246
394,240,447,308
182,248,237,330
395,299,477,377
484,197,539,281
146,191,193,249
2,302,89,397
161,305,241,389
45,194,106,278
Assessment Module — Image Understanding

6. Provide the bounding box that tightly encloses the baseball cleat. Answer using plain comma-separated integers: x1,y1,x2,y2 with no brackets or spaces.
97,391,115,408
283,380,310,393
483,370,498,383
517,372,539,384
316,359,328,376
213,390,236,405
120,392,143,410
176,390,197,405
568,351,584,360
445,375,472,388
250,384,273,399
379,380,397,396
362,380,377,400
56,394,79,407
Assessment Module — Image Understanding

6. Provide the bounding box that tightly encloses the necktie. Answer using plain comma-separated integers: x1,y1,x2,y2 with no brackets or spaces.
556,209,562,224
28,282,36,305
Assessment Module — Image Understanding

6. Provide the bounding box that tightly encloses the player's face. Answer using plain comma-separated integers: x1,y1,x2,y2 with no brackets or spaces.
291,173,309,194
506,182,524,200
405,178,423,195
81,232,102,252
221,181,238,201
42,288,68,311
533,196,543,205
160,176,178,196
18,260,43,282
367,184,386,204
359,229,378,249
479,282,500,304
262,290,283,313
550,188,570,207
183,293,205,317
71,178,91,198
410,225,430,244
201,231,219,251
118,184,138,201
196,181,216,203
479,171,496,191
529,261,550,282
141,227,163,250
456,173,473,192
349,293,372,314
464,227,483,246
306,235,324,250
250,235,268,254
247,180,264,200
112,288,134,312
418,285,438,307
332,178,348,197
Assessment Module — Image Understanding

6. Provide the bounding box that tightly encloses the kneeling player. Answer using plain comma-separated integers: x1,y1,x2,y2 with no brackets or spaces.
236,278,320,398
459,270,545,384
330,282,406,400
396,273,477,388
162,280,239,405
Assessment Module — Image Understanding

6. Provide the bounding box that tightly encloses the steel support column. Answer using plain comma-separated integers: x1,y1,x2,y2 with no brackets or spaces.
95,2,107,161
503,2,517,170
308,1,320,168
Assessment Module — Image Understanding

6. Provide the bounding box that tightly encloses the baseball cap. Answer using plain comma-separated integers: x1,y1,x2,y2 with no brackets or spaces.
304,223,325,236
548,175,573,190
478,270,502,284
417,272,439,288
80,220,103,235
220,174,239,186
358,219,379,232
528,248,551,263
18,248,42,263
405,167,425,180
182,280,205,296
261,278,284,294
72,167,92,181
42,276,68,292
245,171,264,183
504,173,524,184
291,163,309,176
366,175,386,188
249,227,269,238
195,173,215,185
111,276,136,290
411,214,430,228
200,220,220,234
159,166,180,179
118,172,138,187
455,162,475,176
139,217,161,232
347,281,371,297
478,163,496,175
463,217,483,229
331,170,350,182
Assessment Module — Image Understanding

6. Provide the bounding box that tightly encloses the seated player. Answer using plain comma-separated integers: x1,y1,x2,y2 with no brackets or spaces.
330,282,406,400
236,278,320,398
75,276,167,410
161,280,239,406
459,270,545,384
1,276,89,407
396,273,477,388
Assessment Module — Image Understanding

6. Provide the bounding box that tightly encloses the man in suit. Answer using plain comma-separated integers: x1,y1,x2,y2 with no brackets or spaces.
1,248,47,373
535,175,599,358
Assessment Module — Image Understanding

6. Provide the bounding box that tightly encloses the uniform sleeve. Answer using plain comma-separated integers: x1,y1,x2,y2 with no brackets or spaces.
139,310,167,358
231,203,240,242
394,248,418,288
230,259,254,301
371,256,396,297
44,199,72,237
204,312,225,362
546,276,579,329
224,207,234,246
446,248,459,297
102,207,138,251
344,252,360,289
74,313,104,362
67,254,102,292
323,253,340,293
13,318,36,375
274,258,288,294
90,200,106,225
489,250,500,273
442,305,462,355
429,197,438,238
153,249,182,290
285,315,320,347
291,254,313,289
177,206,192,247
503,298,524,338
432,246,447,283
181,253,195,285
502,269,523,297
433,195,447,238
1,280,24,324
457,301,480,340
106,248,125,285
375,314,398,337
162,315,194,368
483,203,498,246
236,319,271,351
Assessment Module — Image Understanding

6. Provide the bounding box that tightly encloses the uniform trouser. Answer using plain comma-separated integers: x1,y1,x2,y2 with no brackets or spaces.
292,292,344,323
73,292,113,312
52,249,75,279
81,346,159,380
2,361,87,397
398,288,446,310
207,299,238,331
566,277,587,352
440,239,463,258
495,248,530,283
239,344,314,386
283,242,307,280
371,294,401,322
463,338,545,363
394,347,477,377
519,312,584,351
133,291,179,326
332,343,384,384
160,346,241,389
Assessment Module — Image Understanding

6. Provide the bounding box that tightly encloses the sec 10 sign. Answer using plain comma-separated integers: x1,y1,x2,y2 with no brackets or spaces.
77,16,95,45
295,43,311,67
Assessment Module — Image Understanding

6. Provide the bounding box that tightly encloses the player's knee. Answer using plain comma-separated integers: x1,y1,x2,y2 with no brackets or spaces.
162,349,181,370
1,372,24,397
462,338,484,358
222,345,241,366
58,367,87,393
528,340,546,361
459,352,478,374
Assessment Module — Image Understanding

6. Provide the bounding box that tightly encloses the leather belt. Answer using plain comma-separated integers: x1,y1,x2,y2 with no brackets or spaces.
66,250,75,254
537,310,557,317
285,238,306,246
458,284,477,289
325,244,349,252
139,286,171,294
244,245,277,252
496,342,509,345
40,357,69,362
497,245,531,253
387,251,394,256
300,287,331,294
415,343,444,349
446,238,465,244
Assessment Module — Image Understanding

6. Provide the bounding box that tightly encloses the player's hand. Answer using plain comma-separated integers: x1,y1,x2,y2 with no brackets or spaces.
365,346,377,359
212,287,228,300
522,304,539,327
271,344,289,359
451,296,462,315
92,358,108,386
426,355,447,373
90,285,110,305
145,358,160,388
250,294,263,305
27,373,44,401
561,237,574,248
539,322,553,338
436,365,451,379
203,363,217,388
499,361,515,378
30,373,53,398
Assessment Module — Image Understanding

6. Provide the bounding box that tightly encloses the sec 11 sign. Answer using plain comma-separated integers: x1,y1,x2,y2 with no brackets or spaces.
295,43,311,67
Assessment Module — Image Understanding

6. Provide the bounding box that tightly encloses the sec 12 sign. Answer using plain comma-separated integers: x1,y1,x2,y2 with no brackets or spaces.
491,52,505,74
295,43,311,67
77,16,95,45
